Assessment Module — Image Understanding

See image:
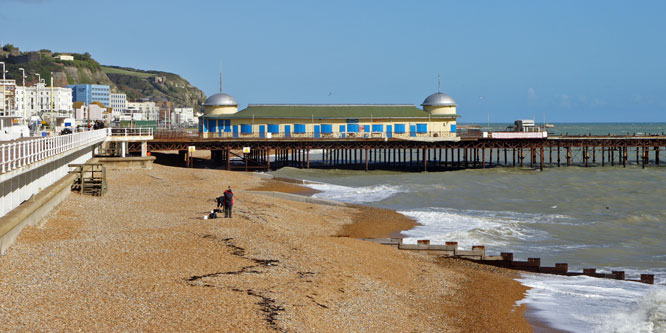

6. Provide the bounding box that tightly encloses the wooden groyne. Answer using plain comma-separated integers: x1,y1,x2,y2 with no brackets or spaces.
132,135,666,171
364,238,655,285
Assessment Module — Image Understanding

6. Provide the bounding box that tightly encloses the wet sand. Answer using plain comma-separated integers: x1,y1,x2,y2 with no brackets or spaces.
0,155,533,332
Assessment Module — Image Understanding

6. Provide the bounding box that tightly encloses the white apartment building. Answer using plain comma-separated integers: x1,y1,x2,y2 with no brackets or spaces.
15,83,73,119
172,107,195,127
0,79,17,116
110,93,127,120
127,101,159,121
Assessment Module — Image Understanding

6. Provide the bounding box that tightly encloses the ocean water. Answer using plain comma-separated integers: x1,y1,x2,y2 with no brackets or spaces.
268,122,666,332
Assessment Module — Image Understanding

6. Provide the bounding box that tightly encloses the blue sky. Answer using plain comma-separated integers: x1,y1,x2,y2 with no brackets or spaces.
2,0,665,122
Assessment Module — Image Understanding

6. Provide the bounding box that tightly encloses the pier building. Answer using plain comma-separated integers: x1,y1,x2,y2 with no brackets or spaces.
199,91,460,141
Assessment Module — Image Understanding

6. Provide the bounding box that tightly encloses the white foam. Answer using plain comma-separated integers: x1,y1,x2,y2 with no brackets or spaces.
518,274,666,332
397,207,555,249
305,182,403,204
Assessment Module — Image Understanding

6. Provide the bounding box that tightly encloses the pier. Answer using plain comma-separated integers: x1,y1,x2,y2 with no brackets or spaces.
131,131,666,171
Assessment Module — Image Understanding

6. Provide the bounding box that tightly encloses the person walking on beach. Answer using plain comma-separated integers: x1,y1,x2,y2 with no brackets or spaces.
223,186,234,218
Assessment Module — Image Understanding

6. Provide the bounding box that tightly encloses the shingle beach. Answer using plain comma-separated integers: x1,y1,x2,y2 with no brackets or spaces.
0,155,531,332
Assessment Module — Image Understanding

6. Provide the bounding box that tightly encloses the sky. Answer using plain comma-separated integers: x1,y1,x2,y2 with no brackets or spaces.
2,0,666,123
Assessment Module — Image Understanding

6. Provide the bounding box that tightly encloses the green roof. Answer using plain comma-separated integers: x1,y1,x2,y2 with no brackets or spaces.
203,104,460,119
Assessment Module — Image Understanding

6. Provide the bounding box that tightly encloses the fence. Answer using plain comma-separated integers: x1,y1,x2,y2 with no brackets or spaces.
1,129,108,174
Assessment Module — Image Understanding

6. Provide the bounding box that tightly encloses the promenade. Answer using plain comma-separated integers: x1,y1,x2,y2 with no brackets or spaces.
0,154,530,331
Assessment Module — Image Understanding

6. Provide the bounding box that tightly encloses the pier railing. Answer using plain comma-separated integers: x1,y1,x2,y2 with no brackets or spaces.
110,128,153,137
0,129,108,174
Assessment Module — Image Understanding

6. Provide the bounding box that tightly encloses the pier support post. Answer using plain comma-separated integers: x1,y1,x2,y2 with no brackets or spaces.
482,147,486,168
566,147,571,166
540,146,544,171
365,147,369,171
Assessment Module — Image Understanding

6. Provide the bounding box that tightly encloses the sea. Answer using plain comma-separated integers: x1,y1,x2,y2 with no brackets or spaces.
268,123,666,332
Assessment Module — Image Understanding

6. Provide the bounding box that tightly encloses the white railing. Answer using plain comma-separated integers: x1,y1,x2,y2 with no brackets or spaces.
109,128,153,137
1,129,108,174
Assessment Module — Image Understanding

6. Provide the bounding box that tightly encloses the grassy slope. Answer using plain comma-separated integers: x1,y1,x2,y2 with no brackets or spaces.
101,66,155,78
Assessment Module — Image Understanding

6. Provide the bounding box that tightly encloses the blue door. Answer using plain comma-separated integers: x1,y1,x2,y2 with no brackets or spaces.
339,125,346,138
387,125,392,138
259,125,266,138
314,125,320,138
451,124,456,133
285,125,291,138
410,125,416,137
233,125,239,138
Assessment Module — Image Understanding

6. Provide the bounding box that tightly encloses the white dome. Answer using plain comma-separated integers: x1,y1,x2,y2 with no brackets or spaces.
204,93,238,106
421,92,456,107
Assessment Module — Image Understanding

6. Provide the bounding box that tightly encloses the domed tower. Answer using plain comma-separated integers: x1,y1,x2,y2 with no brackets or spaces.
203,72,238,115
203,93,238,115
421,92,457,115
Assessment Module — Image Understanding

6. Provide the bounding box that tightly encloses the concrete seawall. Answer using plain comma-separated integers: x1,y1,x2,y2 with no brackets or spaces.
0,172,78,254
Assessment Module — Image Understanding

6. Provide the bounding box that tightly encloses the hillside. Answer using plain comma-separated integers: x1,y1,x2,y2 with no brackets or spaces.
0,45,206,109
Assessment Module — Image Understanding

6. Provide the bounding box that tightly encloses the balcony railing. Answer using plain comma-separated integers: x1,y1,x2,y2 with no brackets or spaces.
1,129,108,174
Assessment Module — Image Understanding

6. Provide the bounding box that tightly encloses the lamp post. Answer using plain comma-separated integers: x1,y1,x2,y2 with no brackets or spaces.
19,68,25,86
19,68,26,120
0,61,5,115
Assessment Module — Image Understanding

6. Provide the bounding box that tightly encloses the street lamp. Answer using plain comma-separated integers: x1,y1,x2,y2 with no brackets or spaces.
19,68,26,120
19,68,25,86
0,61,5,115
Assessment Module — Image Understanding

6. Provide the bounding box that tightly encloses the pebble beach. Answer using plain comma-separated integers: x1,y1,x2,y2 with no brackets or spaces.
0,153,532,332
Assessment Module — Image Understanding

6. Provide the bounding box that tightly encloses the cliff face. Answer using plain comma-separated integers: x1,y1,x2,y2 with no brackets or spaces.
1,49,206,109
103,67,206,108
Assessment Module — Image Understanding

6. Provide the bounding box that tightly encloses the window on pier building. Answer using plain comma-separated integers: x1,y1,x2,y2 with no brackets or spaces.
394,124,406,133
241,124,253,134
347,124,359,132
321,124,333,133
416,123,428,133
267,124,280,134
372,124,384,132
294,124,306,134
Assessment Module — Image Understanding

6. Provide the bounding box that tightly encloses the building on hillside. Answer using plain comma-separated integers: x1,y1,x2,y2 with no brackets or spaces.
198,91,460,140
149,96,171,127
15,83,73,119
172,107,195,127
110,93,127,120
67,84,110,106
54,54,74,61
127,101,159,121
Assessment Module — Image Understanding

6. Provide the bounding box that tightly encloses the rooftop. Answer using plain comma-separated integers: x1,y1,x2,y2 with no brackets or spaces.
204,104,459,119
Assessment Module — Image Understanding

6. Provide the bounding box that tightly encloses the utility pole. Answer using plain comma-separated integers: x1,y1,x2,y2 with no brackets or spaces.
0,62,5,115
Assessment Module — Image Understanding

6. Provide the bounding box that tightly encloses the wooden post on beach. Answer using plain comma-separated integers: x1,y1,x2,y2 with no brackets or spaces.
365,147,369,171
306,147,310,169
656,146,660,165
557,145,561,167
623,146,627,167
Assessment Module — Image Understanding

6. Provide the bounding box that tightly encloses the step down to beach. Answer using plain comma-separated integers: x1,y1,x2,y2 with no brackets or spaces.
68,163,108,196
362,238,654,285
